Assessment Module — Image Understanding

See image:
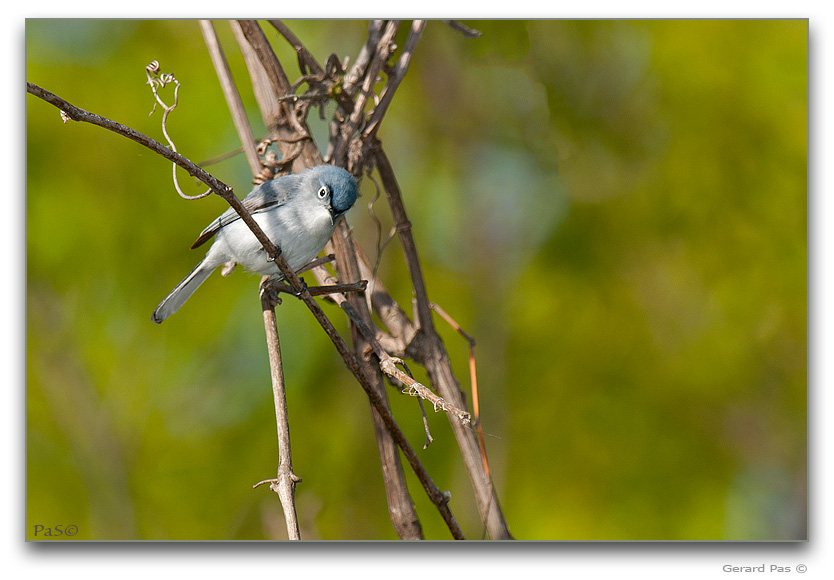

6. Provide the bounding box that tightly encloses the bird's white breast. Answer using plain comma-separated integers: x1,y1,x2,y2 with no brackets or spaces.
211,201,335,277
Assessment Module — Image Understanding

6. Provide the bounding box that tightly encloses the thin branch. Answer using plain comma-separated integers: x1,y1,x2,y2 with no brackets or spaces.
268,19,325,77
314,268,471,425
305,291,463,538
235,20,309,138
372,146,513,540
372,148,434,334
233,20,323,177
362,20,426,142
444,21,483,38
28,82,228,200
268,20,356,121
200,20,263,178
430,302,491,480
229,20,283,137
267,278,368,299
344,20,386,97
352,240,418,356
332,20,400,168
328,216,425,540
258,280,301,540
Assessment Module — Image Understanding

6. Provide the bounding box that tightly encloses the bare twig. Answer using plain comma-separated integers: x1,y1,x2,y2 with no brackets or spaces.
235,20,310,139
230,21,283,138
328,216,425,540
314,268,471,425
445,21,483,38
344,20,386,97
268,19,324,77
373,147,512,539
312,296,461,537
322,20,386,164
29,82,232,202
362,20,426,142
258,280,302,540
200,20,263,177
331,20,399,169
351,241,418,356
233,20,321,174
430,302,490,480
379,350,471,425
267,278,368,299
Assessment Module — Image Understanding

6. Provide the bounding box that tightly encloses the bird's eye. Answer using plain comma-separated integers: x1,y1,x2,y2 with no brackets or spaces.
318,186,329,199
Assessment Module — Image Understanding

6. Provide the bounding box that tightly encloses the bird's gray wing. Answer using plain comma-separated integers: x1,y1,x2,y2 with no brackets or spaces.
190,174,301,249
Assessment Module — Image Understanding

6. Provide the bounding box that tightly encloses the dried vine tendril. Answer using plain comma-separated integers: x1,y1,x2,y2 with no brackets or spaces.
146,61,212,200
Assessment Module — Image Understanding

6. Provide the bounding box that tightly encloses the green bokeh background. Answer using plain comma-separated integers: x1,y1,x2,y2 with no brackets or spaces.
25,19,807,541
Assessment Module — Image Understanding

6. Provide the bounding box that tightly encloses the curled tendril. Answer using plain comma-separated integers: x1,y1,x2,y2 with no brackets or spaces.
145,61,211,200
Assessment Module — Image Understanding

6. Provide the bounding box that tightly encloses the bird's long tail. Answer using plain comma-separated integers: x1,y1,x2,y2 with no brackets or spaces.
152,259,216,323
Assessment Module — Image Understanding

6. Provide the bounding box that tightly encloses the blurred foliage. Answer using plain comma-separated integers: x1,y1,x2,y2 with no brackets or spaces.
25,19,806,541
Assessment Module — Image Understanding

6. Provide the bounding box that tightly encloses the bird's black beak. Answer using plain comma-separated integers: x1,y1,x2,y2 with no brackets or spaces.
329,203,348,225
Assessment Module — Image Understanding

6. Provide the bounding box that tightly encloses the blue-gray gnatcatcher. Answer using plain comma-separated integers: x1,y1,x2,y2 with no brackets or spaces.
152,164,358,323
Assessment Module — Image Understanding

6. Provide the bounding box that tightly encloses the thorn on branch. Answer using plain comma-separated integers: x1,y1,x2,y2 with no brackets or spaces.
252,472,302,490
